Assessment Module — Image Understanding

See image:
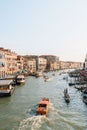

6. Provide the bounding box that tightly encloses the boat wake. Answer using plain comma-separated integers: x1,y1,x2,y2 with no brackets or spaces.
49,102,59,116
18,115,47,130
18,102,84,130
45,103,85,130
18,103,58,130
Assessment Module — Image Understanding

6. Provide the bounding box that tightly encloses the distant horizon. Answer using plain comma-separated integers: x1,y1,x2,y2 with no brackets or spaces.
0,0,87,62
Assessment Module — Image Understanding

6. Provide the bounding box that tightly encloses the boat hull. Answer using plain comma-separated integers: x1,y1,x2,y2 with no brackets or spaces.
16,75,25,85
0,80,15,97
0,87,14,97
36,98,50,116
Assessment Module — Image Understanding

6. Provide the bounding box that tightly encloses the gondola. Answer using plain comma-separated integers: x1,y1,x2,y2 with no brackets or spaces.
64,88,70,103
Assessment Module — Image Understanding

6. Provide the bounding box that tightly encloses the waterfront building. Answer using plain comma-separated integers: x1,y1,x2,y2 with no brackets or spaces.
23,57,29,71
48,61,60,71
36,56,47,72
0,47,83,79
5,49,17,75
40,55,59,62
84,54,87,70
23,55,37,73
40,55,60,71
59,61,67,70
68,61,82,69
60,61,82,70
17,55,24,72
0,49,6,78
0,48,17,77
27,59,36,73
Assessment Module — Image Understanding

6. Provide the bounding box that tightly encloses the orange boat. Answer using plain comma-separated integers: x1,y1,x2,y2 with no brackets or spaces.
36,98,50,116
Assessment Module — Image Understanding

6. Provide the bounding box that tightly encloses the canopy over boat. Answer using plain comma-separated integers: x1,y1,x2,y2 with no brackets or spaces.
0,80,13,86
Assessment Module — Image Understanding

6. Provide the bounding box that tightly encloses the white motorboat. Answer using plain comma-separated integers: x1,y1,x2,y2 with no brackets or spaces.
16,75,25,84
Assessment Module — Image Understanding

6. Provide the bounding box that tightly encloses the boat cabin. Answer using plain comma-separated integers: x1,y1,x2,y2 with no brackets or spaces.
0,80,14,97
36,98,50,116
16,75,25,84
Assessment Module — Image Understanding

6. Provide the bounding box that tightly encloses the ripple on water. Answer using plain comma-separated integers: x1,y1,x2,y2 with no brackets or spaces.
18,96,87,130
1,72,87,130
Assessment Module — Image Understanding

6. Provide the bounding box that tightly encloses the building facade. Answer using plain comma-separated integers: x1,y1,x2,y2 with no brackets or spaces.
0,50,6,78
17,55,24,72
84,54,87,70
36,57,47,72
0,48,17,77
27,59,36,73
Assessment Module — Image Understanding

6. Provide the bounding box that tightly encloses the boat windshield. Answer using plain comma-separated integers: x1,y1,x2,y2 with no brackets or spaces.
39,104,47,108
17,78,24,80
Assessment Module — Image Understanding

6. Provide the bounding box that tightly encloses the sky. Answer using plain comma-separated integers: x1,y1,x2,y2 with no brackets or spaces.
0,0,87,62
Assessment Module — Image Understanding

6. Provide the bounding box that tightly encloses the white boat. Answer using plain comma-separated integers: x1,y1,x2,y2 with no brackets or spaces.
0,80,14,97
16,75,25,84
44,76,51,82
35,71,43,77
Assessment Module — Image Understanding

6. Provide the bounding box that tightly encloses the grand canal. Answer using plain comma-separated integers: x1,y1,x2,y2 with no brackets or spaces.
0,71,87,130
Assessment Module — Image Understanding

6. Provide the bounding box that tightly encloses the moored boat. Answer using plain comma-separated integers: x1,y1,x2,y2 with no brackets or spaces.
16,75,25,84
82,87,87,104
82,87,87,97
74,85,86,91
0,80,14,97
35,71,43,78
83,97,87,104
36,98,50,116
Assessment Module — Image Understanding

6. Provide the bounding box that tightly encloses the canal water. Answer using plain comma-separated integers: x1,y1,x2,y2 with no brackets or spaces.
0,71,87,130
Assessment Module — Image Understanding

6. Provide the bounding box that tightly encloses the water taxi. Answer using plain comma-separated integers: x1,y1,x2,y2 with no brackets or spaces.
16,75,25,84
0,80,14,97
36,98,50,116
